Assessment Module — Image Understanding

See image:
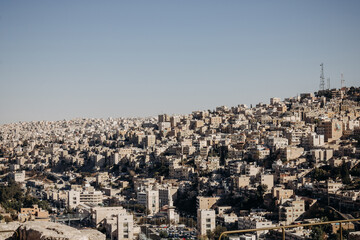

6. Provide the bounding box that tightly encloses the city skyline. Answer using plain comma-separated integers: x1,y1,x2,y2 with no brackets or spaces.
1,1,360,124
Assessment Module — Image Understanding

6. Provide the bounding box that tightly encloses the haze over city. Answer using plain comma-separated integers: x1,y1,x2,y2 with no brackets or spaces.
1,1,359,123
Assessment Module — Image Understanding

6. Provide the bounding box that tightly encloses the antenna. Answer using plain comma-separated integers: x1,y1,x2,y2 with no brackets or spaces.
341,73,345,89
327,78,330,90
320,63,325,91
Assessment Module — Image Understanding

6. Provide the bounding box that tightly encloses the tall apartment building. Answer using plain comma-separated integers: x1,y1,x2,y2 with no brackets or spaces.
110,152,119,165
317,119,343,142
144,135,156,148
197,209,216,236
158,114,170,123
68,190,81,209
170,116,180,128
117,212,134,240
308,133,324,148
137,190,159,216
104,211,135,240
279,198,305,225
158,186,178,207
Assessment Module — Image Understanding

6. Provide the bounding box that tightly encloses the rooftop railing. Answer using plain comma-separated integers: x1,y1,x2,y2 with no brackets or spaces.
219,218,360,240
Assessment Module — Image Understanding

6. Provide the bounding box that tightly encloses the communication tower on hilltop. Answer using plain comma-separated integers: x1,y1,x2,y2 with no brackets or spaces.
320,63,325,91
341,73,345,88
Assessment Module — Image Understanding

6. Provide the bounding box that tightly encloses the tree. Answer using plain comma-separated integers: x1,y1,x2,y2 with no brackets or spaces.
341,163,351,184
256,184,268,206
159,230,168,238
311,226,326,240
219,146,228,166
206,226,227,240
312,168,330,181
212,226,227,240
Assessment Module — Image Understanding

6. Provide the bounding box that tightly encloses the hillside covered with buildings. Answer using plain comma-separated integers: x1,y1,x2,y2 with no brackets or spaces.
1,86,360,239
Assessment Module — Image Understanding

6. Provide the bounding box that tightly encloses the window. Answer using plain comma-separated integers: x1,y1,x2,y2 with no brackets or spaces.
206,218,211,223
206,224,211,228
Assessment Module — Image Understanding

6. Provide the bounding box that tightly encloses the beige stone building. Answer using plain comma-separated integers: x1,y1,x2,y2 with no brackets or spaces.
158,185,178,207
117,212,134,240
238,215,274,238
91,206,128,226
137,189,159,216
317,119,343,142
68,189,103,209
18,205,49,222
280,146,304,161
145,135,156,148
260,174,274,191
279,198,305,225
197,209,216,236
273,186,294,201
104,211,136,240
12,170,26,182
196,196,220,210
234,176,250,189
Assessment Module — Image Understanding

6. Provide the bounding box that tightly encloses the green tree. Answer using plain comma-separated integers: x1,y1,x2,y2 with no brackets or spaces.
256,184,268,206
311,226,326,240
159,230,168,238
341,163,351,184
312,168,330,181
219,146,228,166
212,226,227,240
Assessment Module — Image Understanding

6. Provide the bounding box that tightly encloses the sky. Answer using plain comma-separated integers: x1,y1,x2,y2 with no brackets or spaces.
0,1,359,124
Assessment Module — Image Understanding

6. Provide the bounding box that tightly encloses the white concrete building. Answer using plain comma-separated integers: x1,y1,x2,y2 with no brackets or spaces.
197,209,216,236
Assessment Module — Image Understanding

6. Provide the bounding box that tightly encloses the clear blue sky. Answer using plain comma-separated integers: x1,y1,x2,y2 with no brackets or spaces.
1,1,359,124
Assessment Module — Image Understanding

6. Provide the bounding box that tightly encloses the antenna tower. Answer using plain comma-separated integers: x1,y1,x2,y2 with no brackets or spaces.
320,63,325,91
327,78,330,90
341,73,345,88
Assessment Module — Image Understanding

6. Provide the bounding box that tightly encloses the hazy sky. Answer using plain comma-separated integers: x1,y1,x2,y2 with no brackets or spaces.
1,1,359,124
